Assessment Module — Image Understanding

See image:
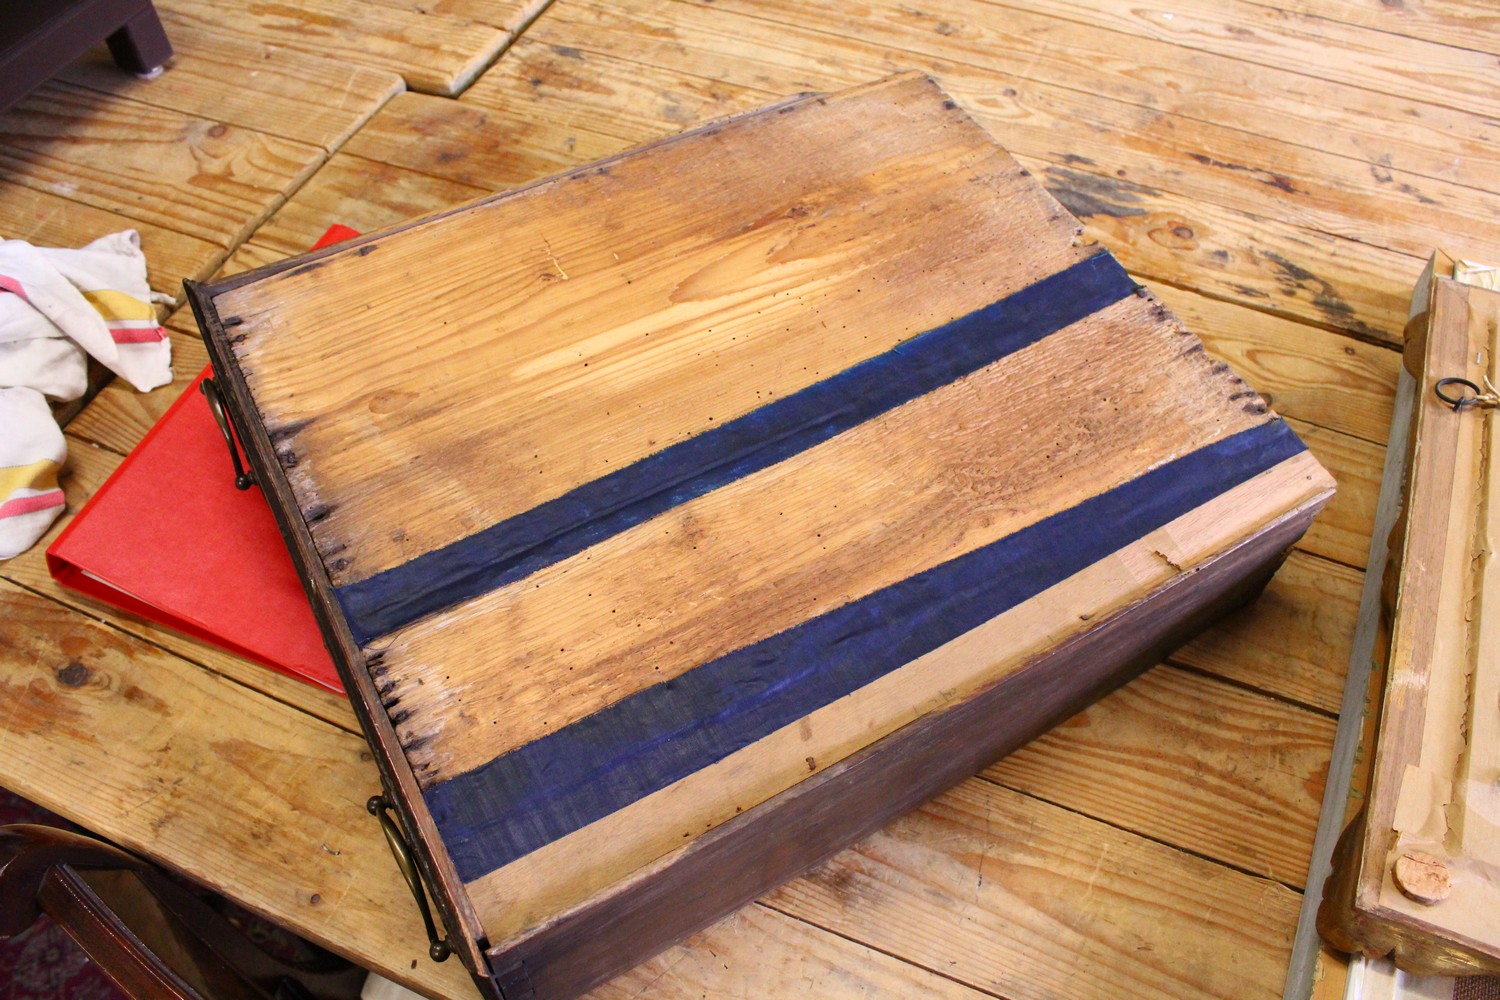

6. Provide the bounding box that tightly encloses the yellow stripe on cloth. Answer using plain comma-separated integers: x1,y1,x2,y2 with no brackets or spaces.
0,459,61,497
82,288,155,322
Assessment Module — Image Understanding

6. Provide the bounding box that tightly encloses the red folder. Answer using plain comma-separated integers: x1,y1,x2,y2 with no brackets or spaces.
46,226,361,694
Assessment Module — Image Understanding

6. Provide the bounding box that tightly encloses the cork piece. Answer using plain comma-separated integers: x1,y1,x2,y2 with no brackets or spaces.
1393,852,1452,906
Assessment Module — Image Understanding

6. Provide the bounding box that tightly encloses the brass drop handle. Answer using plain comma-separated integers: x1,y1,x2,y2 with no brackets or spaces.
198,378,256,491
367,795,451,963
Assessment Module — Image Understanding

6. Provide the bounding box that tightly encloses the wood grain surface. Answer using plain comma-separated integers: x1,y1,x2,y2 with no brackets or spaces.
4,0,1474,995
0,81,322,251
587,903,996,999
659,2,1500,266
375,293,1276,782
457,455,1329,947
154,0,515,97
1234,0,1500,55
474,503,1319,999
673,0,1500,190
235,84,1402,455
215,75,1094,587
197,71,1336,996
1009,0,1500,120
501,0,1425,344
1171,549,1361,715
55,11,403,152
765,777,1302,1000
987,663,1336,888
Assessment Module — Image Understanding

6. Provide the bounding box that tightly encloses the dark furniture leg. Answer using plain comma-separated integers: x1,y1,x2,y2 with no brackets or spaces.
105,5,172,77
0,0,174,116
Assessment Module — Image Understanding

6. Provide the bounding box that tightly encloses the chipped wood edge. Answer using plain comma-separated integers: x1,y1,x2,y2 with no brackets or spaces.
183,278,497,995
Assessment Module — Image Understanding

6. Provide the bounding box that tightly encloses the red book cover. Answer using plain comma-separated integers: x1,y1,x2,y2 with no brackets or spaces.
45,226,361,694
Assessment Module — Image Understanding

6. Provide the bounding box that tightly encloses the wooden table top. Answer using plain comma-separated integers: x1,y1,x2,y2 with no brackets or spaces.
3,0,1496,997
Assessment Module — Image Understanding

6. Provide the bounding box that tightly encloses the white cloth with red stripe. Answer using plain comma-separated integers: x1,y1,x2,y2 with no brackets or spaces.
0,230,171,559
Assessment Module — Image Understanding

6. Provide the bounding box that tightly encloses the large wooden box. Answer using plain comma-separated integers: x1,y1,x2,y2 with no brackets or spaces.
187,74,1334,999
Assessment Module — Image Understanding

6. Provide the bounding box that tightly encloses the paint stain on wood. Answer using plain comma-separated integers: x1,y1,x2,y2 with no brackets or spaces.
1042,167,1153,219
1187,153,1302,196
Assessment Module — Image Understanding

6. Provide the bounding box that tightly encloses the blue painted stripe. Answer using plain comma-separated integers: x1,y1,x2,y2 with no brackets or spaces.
427,420,1309,882
335,252,1137,643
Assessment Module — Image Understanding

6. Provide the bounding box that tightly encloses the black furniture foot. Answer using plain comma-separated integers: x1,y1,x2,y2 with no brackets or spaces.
105,5,172,77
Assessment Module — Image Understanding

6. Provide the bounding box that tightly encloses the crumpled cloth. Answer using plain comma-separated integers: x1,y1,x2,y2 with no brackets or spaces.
0,230,172,558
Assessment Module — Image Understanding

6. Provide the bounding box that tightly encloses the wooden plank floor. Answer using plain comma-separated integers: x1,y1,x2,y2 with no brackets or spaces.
2,1,1497,997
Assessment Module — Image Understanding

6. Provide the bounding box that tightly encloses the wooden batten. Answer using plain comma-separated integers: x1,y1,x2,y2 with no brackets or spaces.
188,74,1334,999
1318,260,1500,974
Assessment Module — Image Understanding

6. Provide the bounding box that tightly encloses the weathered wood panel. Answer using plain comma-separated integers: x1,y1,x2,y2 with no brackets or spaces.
1149,284,1398,447
196,74,1336,996
338,91,574,190
0,80,322,250
218,79,1098,586
241,85,1403,455
474,505,1320,1000
1243,0,1500,56
246,159,490,258
375,302,1293,784
57,11,403,151
468,24,1419,343
675,0,1500,190
1007,0,1500,119
587,904,997,999
156,0,514,97
986,664,1336,888
628,0,1500,266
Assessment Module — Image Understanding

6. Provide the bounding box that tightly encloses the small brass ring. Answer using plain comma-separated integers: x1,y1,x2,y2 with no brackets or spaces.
1435,377,1482,412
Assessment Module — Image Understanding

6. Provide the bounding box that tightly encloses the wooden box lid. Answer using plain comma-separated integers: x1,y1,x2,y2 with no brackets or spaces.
188,73,1334,999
